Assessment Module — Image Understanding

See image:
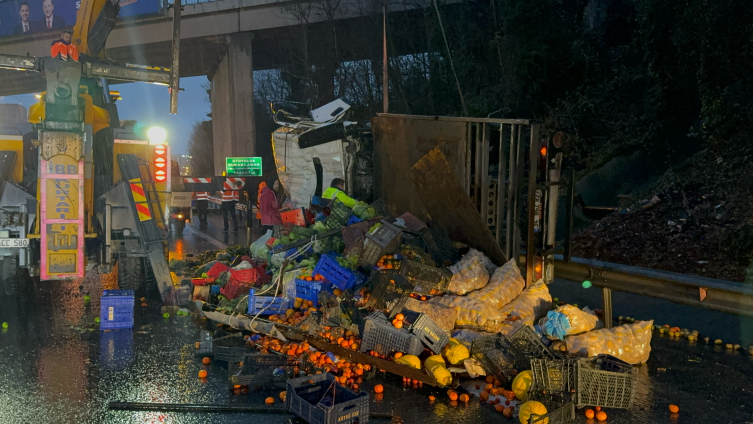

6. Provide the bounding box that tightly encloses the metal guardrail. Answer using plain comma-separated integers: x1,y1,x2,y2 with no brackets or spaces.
551,256,753,319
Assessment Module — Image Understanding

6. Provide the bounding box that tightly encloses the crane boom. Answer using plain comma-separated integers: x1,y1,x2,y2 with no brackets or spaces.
73,0,122,58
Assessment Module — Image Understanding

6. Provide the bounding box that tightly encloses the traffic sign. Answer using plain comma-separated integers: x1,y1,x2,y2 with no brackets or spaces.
226,157,263,176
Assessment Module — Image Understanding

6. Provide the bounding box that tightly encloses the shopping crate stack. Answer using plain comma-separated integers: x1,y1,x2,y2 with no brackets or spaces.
397,309,449,354
228,353,290,388
213,333,252,363
313,253,365,291
247,289,290,315
508,325,557,368
362,272,413,318
359,311,423,356
470,333,519,383
528,402,576,424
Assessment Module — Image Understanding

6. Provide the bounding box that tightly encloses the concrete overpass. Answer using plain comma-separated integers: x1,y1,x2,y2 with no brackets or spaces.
0,0,433,173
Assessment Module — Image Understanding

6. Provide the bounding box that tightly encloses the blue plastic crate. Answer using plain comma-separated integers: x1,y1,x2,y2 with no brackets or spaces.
99,329,134,371
100,290,134,330
346,215,362,226
313,253,364,291
295,279,324,304
247,288,290,315
311,196,329,207
210,285,221,295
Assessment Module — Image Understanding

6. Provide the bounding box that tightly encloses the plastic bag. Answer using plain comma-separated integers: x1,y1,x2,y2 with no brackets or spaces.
429,295,503,331
542,305,601,339
250,230,272,260
233,261,253,270
485,280,551,334
450,329,485,347
467,259,525,310
404,298,457,332
447,250,490,295
565,320,654,364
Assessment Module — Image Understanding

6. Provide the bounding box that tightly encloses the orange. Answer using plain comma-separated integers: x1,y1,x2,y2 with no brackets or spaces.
428,395,436,402
596,411,607,421
279,391,287,402
265,397,274,405
198,370,207,378
395,313,405,321
202,357,210,365
392,320,403,329
233,385,241,389
394,352,403,359
459,394,469,403
494,404,505,412
480,391,490,401
448,391,458,401
486,375,495,384
585,409,595,419
669,405,680,414
374,384,384,394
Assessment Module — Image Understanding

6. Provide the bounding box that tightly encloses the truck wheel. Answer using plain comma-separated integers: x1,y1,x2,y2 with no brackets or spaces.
143,259,161,300
118,254,144,292
0,256,18,295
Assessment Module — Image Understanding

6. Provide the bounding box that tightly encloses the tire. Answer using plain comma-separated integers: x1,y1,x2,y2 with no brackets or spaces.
143,259,160,300
118,254,144,292
0,256,18,295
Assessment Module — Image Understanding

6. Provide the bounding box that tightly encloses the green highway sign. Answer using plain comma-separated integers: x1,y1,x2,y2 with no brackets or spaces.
226,157,263,176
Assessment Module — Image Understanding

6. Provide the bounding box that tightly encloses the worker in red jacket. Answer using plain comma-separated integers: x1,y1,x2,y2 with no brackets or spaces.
50,30,78,61
259,177,283,233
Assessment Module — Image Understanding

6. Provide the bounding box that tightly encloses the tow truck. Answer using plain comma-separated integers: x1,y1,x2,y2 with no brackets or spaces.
0,0,184,302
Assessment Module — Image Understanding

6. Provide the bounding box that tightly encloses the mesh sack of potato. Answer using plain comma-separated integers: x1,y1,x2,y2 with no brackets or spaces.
565,320,654,364
466,259,525,310
429,295,503,331
447,250,490,295
404,298,457,332
484,280,552,335
542,304,602,339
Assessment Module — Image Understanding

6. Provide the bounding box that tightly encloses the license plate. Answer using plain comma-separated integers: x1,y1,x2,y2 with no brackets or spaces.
0,239,29,248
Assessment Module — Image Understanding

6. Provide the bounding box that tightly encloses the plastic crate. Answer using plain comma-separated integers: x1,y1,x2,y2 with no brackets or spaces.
530,358,578,396
470,333,518,383
295,313,323,335
420,223,459,266
397,212,426,232
229,363,291,388
576,355,636,409
195,331,214,356
229,267,267,284
329,199,353,224
528,402,576,424
346,215,362,226
247,289,290,315
360,312,423,356
313,253,365,291
508,325,556,366
291,225,317,238
212,333,250,363
281,208,307,226
399,310,449,353
358,220,402,267
100,328,133,371
286,372,370,424
272,225,290,239
100,289,134,330
398,260,452,295
206,262,230,278
370,198,393,220
295,279,324,304
363,272,413,312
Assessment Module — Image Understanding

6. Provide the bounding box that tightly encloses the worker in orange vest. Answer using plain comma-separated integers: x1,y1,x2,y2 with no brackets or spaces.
193,191,210,230
221,181,242,232
50,30,78,61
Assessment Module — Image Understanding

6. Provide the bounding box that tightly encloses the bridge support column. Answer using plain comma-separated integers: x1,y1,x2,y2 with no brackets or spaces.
209,32,256,175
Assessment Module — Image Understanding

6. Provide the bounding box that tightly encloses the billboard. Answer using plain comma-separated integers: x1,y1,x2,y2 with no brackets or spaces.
0,0,160,38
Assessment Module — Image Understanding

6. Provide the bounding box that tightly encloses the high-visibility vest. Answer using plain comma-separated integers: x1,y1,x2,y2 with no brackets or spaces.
222,178,244,202
195,192,210,201
221,190,238,202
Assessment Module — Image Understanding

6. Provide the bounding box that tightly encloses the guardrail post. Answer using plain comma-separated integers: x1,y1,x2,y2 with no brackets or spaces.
602,287,613,329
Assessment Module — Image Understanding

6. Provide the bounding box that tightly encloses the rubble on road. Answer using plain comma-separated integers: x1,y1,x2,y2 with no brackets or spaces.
174,198,651,424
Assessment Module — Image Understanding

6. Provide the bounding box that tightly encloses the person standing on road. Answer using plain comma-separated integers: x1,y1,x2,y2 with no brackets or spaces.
322,178,357,208
259,177,283,234
193,191,210,230
221,181,242,232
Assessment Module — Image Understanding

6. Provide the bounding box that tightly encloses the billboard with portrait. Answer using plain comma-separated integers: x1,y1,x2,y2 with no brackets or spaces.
0,0,160,38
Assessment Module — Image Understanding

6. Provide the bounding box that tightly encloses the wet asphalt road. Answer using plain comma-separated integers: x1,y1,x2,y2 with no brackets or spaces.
1,213,752,424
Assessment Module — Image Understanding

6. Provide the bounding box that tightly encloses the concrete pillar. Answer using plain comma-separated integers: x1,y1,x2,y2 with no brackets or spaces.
209,32,256,176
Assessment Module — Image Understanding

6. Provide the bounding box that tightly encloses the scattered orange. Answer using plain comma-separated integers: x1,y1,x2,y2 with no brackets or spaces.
374,384,384,394
480,391,490,401
596,411,607,421
585,409,595,419
202,357,211,365
494,404,505,412
486,375,495,384
265,397,274,405
448,391,458,401
428,395,436,402
279,391,287,401
669,405,680,414
459,394,470,403
394,352,403,359
395,313,405,321
198,370,207,378
392,319,403,329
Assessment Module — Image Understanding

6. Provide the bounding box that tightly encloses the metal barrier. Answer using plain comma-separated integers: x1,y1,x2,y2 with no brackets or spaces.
548,256,753,324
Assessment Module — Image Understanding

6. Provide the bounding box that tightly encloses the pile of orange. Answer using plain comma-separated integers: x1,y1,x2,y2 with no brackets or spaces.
376,255,400,270
401,377,424,388
392,313,405,329
318,328,361,351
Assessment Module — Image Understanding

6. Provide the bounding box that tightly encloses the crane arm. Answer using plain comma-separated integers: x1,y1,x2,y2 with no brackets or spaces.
72,0,121,58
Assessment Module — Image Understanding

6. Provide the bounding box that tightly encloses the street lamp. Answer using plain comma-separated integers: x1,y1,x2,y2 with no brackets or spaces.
147,126,167,145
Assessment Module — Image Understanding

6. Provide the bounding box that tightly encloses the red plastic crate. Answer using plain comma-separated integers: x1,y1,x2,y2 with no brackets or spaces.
229,267,267,284
281,208,306,227
207,262,230,278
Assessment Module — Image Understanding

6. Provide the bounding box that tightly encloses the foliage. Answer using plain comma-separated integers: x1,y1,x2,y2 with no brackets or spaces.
187,120,214,177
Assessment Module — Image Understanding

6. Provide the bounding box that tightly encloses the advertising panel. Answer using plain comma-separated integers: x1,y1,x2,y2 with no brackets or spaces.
0,0,160,38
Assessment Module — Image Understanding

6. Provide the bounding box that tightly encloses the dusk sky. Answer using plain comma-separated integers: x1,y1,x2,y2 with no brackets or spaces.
0,76,210,156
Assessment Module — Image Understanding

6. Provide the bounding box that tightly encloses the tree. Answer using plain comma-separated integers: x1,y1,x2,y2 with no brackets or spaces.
187,120,214,177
